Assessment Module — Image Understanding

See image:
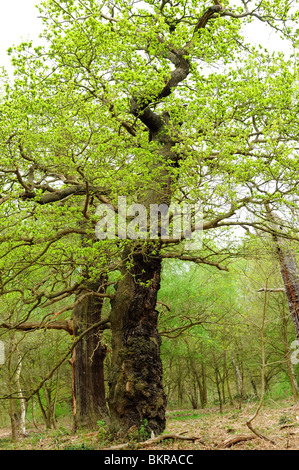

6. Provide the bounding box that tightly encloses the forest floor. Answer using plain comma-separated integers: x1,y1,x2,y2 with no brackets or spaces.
0,400,298,451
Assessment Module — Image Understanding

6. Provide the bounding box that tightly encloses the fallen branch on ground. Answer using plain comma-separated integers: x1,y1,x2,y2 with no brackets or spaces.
246,421,276,445
103,432,203,450
221,434,258,448
280,422,299,430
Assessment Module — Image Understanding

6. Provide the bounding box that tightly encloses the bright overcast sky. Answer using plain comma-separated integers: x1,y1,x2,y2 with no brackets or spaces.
0,0,42,73
0,0,289,75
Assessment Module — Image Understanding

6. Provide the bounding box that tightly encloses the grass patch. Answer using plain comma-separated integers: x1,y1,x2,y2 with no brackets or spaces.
63,443,95,450
167,411,201,421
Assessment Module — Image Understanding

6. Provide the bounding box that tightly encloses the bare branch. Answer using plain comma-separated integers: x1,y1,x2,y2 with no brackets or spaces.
0,320,74,335
104,432,200,450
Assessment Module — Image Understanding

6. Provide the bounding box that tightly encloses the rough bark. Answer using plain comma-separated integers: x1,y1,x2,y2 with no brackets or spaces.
266,207,299,340
108,245,166,438
276,244,299,340
72,278,109,430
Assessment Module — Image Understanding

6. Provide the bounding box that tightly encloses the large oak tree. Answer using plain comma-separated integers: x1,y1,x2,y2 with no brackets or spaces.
1,0,299,437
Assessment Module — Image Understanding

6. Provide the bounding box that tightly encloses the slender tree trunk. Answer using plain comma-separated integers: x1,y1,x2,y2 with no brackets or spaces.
108,246,166,438
231,352,241,397
187,345,207,409
213,354,223,413
43,385,55,429
215,369,223,413
72,278,109,431
31,397,39,430
177,372,184,407
194,374,203,408
220,363,226,405
225,368,234,406
189,384,199,410
223,353,234,406
16,350,27,437
37,390,52,429
51,368,60,429
168,384,177,405
8,338,20,441
186,369,199,409
238,358,244,410
247,366,259,399
200,361,208,408
9,398,19,442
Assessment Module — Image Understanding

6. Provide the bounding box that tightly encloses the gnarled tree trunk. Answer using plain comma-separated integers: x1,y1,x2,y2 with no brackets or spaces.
108,246,166,437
